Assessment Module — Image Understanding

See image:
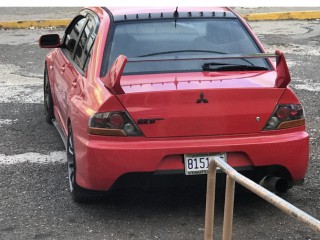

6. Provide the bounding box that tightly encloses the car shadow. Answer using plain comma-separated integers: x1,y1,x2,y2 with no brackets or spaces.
82,181,273,218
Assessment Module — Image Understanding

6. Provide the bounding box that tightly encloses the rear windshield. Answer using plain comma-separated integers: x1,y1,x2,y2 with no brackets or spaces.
103,18,270,75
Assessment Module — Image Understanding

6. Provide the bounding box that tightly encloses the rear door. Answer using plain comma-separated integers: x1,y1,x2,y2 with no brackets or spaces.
57,12,99,132
54,16,87,131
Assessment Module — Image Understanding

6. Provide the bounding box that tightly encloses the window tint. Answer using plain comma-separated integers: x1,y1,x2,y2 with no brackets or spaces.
74,16,96,70
106,19,269,75
65,17,87,56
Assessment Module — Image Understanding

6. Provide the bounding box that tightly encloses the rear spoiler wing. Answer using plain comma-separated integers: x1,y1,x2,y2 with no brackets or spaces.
101,50,291,95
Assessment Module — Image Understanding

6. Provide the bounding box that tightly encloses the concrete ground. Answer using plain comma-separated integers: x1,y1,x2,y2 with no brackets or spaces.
233,7,320,15
0,6,320,240
0,7,80,21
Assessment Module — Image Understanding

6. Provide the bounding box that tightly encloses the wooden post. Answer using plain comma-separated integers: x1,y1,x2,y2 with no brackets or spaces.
204,161,217,240
222,176,235,240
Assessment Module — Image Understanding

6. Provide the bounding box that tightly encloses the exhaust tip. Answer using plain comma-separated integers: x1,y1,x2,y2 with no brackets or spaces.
274,178,289,193
260,176,289,193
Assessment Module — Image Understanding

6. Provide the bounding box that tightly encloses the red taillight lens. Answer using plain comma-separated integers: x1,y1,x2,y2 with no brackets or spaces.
276,106,291,120
109,113,124,128
264,104,304,130
88,111,142,136
276,105,303,121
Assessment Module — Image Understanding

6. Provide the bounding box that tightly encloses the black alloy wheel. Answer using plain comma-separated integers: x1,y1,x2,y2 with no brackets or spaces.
44,65,54,124
67,124,92,203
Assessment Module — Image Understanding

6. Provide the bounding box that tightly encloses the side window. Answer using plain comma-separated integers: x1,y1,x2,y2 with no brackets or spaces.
74,16,97,71
64,17,87,57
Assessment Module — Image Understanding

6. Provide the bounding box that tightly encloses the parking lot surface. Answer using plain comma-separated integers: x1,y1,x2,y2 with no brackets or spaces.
0,18,320,239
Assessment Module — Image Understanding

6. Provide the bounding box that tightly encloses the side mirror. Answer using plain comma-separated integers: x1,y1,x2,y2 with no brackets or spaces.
39,34,61,48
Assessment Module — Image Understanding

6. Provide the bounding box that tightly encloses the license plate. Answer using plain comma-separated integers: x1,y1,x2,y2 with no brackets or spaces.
184,153,226,175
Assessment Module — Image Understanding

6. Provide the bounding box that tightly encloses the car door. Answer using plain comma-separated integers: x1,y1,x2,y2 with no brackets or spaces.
64,13,99,132
53,16,87,133
71,13,98,105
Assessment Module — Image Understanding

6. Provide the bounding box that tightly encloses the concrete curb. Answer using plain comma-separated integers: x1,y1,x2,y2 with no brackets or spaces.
0,11,320,29
243,11,320,21
0,19,71,29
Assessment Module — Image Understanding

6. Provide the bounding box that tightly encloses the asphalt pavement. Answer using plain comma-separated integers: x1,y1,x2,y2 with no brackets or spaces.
0,7,320,240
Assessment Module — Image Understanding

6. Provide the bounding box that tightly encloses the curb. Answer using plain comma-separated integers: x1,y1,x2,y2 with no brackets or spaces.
0,11,320,29
0,19,71,29
243,11,320,21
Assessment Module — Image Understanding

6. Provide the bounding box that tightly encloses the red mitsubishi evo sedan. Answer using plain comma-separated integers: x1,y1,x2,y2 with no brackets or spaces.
39,7,309,202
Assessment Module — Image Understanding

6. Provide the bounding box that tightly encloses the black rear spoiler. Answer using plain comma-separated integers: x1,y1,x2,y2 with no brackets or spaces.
101,50,291,95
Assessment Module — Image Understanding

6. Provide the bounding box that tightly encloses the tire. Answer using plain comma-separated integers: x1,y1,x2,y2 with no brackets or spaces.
44,65,55,124
67,124,93,203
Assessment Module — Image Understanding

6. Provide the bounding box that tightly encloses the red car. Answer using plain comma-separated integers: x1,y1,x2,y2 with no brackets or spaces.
39,7,309,202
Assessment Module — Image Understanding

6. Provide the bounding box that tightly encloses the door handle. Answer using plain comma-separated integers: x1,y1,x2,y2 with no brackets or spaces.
81,92,86,100
60,64,66,74
72,78,77,87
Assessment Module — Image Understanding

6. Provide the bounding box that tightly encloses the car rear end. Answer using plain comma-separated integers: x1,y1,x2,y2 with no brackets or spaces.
75,7,309,192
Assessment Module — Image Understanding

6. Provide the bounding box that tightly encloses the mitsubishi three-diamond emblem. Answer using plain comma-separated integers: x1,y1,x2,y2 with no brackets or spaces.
196,92,208,103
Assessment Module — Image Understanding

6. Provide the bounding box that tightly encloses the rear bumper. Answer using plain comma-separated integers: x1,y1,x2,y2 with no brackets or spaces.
74,128,309,191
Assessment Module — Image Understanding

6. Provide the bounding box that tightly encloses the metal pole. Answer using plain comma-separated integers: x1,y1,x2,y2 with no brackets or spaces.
222,176,235,240
214,158,320,233
204,161,217,240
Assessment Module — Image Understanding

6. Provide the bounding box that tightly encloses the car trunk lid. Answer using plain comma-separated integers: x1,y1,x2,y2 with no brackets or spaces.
100,53,290,138
116,72,284,138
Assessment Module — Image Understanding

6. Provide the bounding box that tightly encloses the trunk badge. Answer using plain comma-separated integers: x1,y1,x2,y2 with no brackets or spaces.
196,92,208,104
137,118,164,124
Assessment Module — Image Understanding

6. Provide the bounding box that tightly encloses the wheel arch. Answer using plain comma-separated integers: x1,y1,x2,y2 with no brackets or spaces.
44,60,56,104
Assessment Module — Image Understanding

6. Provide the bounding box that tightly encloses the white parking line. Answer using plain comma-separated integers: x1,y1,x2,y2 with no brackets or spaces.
293,83,320,92
0,119,18,127
0,151,66,165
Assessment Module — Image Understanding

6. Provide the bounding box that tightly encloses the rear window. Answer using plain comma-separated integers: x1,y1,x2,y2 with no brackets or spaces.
103,18,269,75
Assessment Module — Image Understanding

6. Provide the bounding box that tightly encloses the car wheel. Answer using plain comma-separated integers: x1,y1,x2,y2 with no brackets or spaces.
44,65,55,124
67,124,92,203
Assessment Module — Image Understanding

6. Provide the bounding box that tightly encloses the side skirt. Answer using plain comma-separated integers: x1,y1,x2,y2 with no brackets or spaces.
52,119,67,150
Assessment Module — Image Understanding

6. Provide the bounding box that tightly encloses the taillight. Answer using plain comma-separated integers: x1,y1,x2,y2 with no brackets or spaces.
88,111,142,136
264,104,305,130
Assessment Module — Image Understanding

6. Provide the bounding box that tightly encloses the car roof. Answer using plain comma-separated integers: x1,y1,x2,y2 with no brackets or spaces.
106,7,231,16
104,7,236,22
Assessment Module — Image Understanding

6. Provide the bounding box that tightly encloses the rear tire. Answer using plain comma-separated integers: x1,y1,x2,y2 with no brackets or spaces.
67,124,93,203
44,65,54,124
